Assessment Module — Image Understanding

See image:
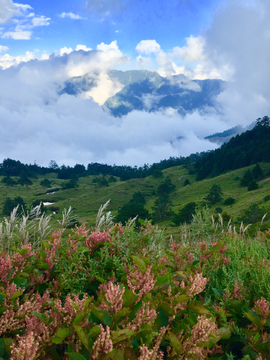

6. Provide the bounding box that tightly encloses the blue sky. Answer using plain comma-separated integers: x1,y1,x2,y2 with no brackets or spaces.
0,0,269,167
1,0,224,61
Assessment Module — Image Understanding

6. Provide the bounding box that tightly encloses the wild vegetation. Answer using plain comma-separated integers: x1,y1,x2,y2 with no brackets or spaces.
1,202,270,359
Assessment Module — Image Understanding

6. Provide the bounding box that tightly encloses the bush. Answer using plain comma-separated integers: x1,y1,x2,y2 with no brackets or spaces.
248,179,259,191
224,197,235,205
40,178,51,187
264,195,270,202
184,178,190,186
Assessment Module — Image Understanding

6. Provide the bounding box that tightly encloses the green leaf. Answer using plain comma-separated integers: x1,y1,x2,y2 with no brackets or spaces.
103,349,125,360
66,352,87,360
128,301,143,322
212,287,223,300
12,277,28,288
77,246,90,253
167,331,183,355
156,308,169,329
253,333,260,342
19,248,28,256
160,302,174,317
131,255,147,273
122,289,138,307
155,273,171,287
114,307,130,321
73,325,90,351
74,313,87,325
41,240,50,249
111,329,136,344
88,325,101,339
19,272,29,279
187,302,210,315
91,307,113,327
172,294,189,304
218,327,231,340
244,310,261,327
10,291,23,301
52,328,70,344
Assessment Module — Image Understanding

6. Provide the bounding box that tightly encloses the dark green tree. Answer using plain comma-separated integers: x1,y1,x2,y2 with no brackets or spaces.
2,196,26,216
17,171,33,187
184,178,190,186
173,202,196,226
224,197,235,205
108,175,117,183
240,169,253,187
151,194,174,223
1,176,16,186
116,192,149,225
40,178,51,187
205,184,223,204
252,163,263,180
248,180,259,191
156,176,176,196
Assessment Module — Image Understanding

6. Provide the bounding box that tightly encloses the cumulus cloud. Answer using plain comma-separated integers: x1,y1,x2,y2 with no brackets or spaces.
136,55,151,68
0,45,8,52
2,30,32,40
135,40,161,54
32,15,50,27
59,12,83,20
0,0,21,23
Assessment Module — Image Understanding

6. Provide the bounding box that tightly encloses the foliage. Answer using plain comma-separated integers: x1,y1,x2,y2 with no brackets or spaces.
116,192,149,225
151,194,174,223
205,185,223,205
2,196,26,216
224,197,235,206
40,178,51,187
1,203,270,359
248,180,259,191
173,202,197,226
1,176,16,186
184,178,190,186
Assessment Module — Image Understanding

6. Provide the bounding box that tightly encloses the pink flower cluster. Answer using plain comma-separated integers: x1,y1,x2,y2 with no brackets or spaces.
85,230,111,251
126,265,156,303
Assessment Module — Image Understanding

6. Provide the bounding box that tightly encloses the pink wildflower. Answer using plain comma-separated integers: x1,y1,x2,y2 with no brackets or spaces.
253,297,269,320
126,265,156,303
0,255,13,283
92,325,113,360
11,332,39,360
104,281,125,313
186,273,208,297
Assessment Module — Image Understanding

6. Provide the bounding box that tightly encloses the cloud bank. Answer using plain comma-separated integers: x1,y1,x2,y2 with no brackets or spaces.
0,0,269,167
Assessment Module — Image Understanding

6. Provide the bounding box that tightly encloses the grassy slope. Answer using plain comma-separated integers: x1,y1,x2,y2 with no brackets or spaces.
0,162,270,232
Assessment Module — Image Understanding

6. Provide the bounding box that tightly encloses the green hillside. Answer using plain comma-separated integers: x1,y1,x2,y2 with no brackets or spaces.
0,161,269,238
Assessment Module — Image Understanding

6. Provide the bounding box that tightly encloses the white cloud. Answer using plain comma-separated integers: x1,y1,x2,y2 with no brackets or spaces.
2,29,32,39
32,15,50,26
0,0,21,23
0,45,8,52
136,40,161,54
13,3,33,12
0,50,35,69
75,44,92,51
59,12,83,20
136,55,151,67
172,36,205,62
60,46,73,56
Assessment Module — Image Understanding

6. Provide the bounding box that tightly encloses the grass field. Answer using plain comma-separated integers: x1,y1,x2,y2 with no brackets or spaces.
0,162,270,236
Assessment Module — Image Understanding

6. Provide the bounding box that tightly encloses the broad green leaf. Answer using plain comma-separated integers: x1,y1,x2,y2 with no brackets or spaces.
77,246,90,253
172,294,189,304
10,291,23,301
128,301,142,322
74,312,88,326
111,329,136,344
91,307,113,327
103,349,125,360
12,277,28,288
88,325,101,339
156,308,169,329
243,310,261,327
160,302,174,317
114,307,130,321
52,328,70,344
122,289,138,307
218,327,231,340
253,333,260,342
187,302,210,315
19,248,28,256
41,240,50,249
66,352,87,360
19,272,29,279
212,287,223,300
131,255,147,273
155,273,171,286
73,325,90,351
167,331,183,355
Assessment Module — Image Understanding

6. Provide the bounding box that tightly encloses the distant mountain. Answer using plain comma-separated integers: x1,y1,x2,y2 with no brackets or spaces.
205,122,255,145
60,69,226,117
104,71,226,117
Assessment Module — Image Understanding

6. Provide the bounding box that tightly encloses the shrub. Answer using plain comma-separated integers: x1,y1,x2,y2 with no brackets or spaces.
264,195,270,202
40,178,51,187
184,178,190,186
224,197,235,205
248,179,259,191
